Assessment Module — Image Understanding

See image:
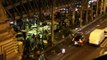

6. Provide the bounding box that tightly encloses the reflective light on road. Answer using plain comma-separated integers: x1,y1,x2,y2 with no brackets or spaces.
75,28,78,30
104,52,107,55
88,5,90,8
10,21,14,24
61,48,66,54
100,51,107,56
97,25,100,26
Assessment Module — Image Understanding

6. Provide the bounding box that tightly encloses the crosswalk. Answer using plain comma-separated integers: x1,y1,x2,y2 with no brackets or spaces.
99,38,107,56
100,38,107,47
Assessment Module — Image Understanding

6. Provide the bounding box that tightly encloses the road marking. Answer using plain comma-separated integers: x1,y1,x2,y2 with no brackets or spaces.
99,49,104,55
100,39,107,47
103,51,107,55
57,53,61,56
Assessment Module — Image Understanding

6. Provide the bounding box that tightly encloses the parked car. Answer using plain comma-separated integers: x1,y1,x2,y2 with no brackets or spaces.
72,32,85,46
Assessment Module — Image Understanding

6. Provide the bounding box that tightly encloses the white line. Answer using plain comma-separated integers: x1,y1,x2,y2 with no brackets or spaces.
100,49,104,55
100,39,107,47
103,42,107,47
57,53,61,56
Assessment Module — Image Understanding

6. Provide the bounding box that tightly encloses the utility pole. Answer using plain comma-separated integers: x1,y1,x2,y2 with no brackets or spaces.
38,0,42,22
72,11,75,26
96,0,99,16
86,0,89,23
80,0,84,27
103,0,106,14
91,2,94,21
100,0,103,15
51,0,55,45
80,8,83,27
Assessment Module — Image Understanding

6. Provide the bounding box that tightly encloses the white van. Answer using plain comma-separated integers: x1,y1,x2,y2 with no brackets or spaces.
89,29,105,45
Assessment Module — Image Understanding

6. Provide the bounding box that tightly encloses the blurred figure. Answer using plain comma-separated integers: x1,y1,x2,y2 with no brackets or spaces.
61,47,66,55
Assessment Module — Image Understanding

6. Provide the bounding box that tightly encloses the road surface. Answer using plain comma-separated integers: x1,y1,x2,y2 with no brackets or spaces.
47,15,107,60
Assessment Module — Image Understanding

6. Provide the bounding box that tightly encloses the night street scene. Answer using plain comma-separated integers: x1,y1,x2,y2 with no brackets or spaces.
1,0,107,60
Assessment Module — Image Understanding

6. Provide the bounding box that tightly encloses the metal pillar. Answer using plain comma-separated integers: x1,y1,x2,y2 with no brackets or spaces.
51,0,54,45
96,0,99,16
85,1,89,23
72,11,75,26
80,2,84,27
80,8,83,27
100,0,103,14
103,0,106,14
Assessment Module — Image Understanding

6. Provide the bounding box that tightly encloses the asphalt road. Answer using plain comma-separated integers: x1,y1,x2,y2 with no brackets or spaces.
47,15,107,60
